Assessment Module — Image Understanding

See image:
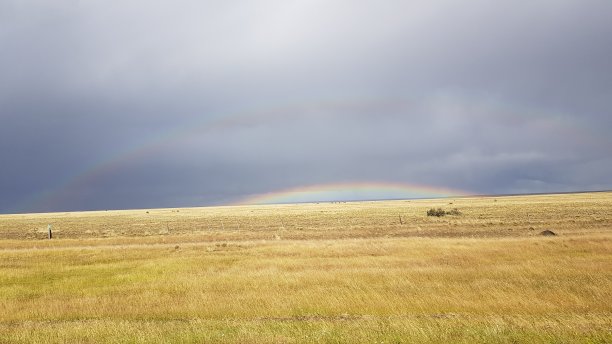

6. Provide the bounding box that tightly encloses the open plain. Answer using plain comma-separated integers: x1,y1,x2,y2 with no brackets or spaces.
0,192,611,343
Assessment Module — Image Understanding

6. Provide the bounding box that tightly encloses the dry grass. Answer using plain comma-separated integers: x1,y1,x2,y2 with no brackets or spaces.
0,192,611,343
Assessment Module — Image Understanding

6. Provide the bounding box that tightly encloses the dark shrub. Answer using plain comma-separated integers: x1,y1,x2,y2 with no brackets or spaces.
427,208,446,217
427,208,461,217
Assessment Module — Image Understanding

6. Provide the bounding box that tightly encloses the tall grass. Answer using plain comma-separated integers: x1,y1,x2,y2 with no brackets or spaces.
0,192,611,343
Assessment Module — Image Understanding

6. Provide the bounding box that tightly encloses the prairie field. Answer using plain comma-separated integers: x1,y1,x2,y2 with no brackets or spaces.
0,192,611,343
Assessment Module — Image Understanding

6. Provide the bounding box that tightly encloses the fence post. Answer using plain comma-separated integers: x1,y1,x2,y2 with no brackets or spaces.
48,224,53,239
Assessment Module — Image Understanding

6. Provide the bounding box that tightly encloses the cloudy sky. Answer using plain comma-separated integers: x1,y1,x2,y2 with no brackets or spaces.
1,0,611,213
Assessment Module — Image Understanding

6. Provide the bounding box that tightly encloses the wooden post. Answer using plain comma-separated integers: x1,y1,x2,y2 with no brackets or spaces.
399,215,403,225
48,224,53,239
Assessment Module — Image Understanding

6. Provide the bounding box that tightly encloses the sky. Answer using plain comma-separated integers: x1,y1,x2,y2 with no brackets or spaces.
1,0,611,213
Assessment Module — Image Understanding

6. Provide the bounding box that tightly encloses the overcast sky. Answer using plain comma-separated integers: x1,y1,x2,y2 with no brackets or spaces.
1,0,611,213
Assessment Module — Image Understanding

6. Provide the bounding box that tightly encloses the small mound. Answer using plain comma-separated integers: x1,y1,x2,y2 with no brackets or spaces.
540,230,557,236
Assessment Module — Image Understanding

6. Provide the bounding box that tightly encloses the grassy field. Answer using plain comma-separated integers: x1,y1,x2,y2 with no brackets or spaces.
0,192,611,343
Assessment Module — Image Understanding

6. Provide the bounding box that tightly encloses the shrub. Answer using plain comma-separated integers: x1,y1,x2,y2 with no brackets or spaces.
427,208,461,217
427,208,446,217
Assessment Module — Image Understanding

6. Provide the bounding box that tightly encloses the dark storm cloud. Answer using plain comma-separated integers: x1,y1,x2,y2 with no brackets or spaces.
1,0,611,213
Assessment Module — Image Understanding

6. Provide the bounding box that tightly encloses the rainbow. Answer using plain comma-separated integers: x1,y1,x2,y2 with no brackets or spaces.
234,181,473,205
9,94,592,213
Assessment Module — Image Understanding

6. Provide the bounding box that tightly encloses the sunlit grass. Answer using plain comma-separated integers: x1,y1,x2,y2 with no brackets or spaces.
0,192,611,343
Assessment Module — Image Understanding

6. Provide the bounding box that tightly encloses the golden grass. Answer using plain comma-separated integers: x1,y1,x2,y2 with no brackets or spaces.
0,192,611,343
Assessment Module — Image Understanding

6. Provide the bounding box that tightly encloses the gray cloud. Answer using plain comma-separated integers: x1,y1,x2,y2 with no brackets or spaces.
1,1,611,213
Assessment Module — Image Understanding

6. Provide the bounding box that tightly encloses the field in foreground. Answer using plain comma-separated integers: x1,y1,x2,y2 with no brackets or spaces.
0,192,611,343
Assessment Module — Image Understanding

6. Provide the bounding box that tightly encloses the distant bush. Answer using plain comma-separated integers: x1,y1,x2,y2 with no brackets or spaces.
427,208,461,217
427,208,446,217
